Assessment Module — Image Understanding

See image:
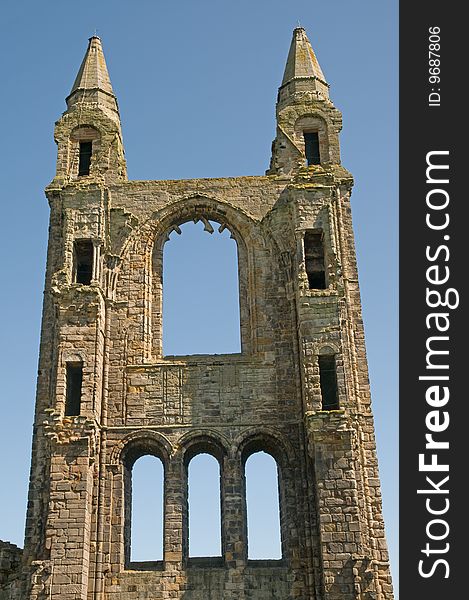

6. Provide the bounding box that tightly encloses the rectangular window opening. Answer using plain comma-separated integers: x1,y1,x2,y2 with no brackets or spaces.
304,132,320,165
65,363,83,416
304,231,326,290
319,355,339,410
74,240,93,285
78,141,92,176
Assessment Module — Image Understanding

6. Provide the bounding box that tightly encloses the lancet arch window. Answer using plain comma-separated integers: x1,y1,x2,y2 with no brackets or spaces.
182,438,225,565
121,440,168,569
241,440,284,562
115,432,294,569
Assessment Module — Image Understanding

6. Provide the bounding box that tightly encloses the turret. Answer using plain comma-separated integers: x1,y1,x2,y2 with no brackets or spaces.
267,27,343,175
49,36,127,187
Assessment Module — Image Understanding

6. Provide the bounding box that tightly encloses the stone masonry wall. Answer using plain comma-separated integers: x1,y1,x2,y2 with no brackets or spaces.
0,541,23,591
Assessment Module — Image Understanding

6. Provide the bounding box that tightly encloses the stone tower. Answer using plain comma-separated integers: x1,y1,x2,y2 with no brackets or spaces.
1,29,394,600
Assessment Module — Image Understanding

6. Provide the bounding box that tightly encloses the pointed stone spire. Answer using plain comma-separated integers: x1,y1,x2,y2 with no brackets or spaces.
66,36,118,114
280,27,329,100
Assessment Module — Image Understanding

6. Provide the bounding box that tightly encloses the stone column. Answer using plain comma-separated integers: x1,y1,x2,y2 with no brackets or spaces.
221,455,246,600
164,453,184,566
43,429,96,600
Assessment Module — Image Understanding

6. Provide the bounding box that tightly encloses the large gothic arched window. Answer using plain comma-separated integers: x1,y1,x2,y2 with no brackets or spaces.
162,219,241,356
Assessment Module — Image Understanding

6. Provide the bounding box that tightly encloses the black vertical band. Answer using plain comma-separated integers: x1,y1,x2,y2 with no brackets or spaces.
400,4,466,598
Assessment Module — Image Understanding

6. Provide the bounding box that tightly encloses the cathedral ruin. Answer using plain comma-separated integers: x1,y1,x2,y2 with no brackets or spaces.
0,28,394,600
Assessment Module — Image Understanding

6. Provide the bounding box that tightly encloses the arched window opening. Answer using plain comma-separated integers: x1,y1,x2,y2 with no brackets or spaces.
162,219,241,356
188,453,222,557
245,451,282,560
130,455,164,563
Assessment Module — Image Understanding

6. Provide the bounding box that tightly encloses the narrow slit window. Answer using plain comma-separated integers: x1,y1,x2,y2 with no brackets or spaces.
319,355,339,410
304,231,326,289
304,132,320,165
65,363,83,416
78,141,92,176
74,240,93,285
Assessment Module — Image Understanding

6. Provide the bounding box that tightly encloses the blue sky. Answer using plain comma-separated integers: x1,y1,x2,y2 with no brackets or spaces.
0,0,398,591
